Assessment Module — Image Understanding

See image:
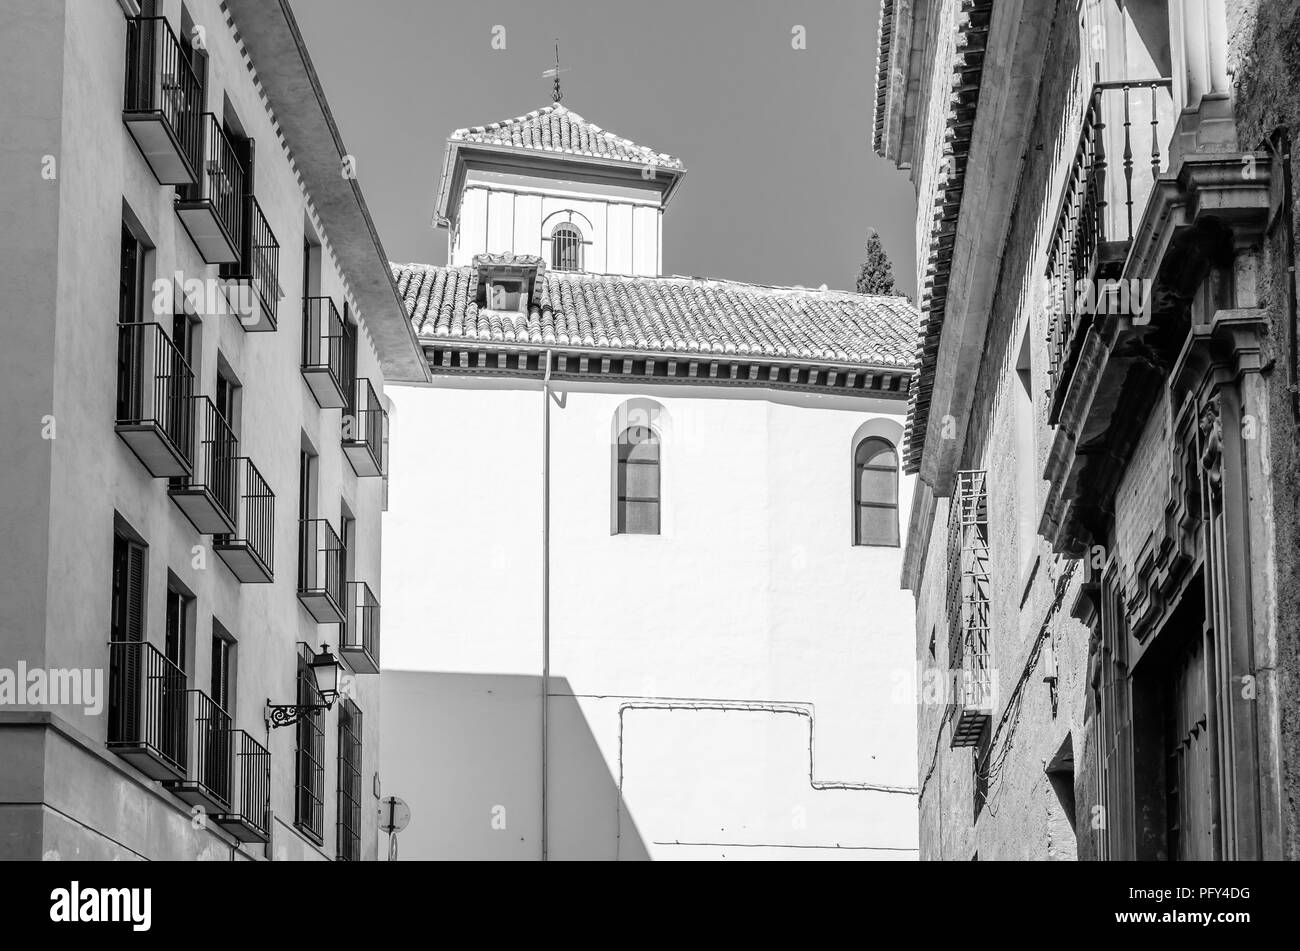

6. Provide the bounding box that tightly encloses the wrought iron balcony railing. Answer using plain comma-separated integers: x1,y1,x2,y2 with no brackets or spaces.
162,690,233,811
220,195,280,332
947,469,992,748
214,730,271,843
1045,77,1173,422
301,297,348,409
342,378,387,478
176,113,245,264
339,581,380,674
213,457,275,583
169,396,238,534
298,518,346,623
116,321,195,478
107,640,187,781
123,16,203,185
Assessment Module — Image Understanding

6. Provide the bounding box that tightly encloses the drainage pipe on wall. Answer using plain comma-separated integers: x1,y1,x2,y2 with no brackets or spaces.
541,349,553,861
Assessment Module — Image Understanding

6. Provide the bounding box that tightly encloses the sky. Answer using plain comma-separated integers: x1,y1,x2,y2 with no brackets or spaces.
293,0,917,295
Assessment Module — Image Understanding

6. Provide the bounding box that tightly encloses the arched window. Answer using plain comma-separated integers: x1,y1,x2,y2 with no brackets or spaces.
854,437,899,546
616,425,659,535
550,223,583,272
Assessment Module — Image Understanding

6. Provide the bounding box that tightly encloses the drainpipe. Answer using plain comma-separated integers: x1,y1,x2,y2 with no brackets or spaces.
1268,128,1298,420
541,349,553,861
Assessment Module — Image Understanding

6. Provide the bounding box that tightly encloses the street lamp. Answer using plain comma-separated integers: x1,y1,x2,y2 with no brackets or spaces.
266,644,342,729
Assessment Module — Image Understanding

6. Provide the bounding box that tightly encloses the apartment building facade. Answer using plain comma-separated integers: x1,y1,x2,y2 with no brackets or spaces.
876,0,1300,860
0,0,425,860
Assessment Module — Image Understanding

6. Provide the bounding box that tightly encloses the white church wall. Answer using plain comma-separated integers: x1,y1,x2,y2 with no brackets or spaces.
381,377,919,859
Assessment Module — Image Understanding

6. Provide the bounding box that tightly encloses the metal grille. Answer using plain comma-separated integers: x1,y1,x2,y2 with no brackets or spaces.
947,469,991,747
116,321,195,461
343,581,380,666
298,519,346,614
550,224,582,272
336,700,363,861
213,457,275,576
1045,77,1172,419
302,297,346,387
107,640,187,772
123,16,203,178
168,396,238,526
222,729,271,840
344,378,387,473
293,644,325,842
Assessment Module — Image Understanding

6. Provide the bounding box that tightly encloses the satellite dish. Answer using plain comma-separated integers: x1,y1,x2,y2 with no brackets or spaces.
380,796,410,835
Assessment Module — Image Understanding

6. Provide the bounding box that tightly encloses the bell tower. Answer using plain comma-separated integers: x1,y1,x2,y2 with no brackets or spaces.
434,105,686,277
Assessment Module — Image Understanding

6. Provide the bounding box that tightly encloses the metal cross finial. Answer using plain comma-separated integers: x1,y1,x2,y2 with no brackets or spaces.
542,40,569,103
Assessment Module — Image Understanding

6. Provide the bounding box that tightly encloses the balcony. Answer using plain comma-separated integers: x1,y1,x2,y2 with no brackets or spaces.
1045,77,1174,423
298,518,345,623
220,195,281,332
213,457,275,583
162,690,232,812
122,16,202,186
116,322,195,478
213,730,271,843
339,581,380,674
168,397,237,534
107,640,187,781
175,113,245,264
301,297,348,409
342,378,387,478
947,469,991,748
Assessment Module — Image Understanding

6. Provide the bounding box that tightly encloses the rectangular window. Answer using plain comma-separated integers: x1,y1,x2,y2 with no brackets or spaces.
336,699,363,861
119,223,143,325
111,532,148,644
210,623,233,712
298,447,317,521
215,361,240,437
294,644,325,843
164,582,190,674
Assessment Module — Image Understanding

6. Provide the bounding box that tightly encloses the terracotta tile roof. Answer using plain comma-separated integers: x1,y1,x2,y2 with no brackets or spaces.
449,104,683,170
392,262,917,369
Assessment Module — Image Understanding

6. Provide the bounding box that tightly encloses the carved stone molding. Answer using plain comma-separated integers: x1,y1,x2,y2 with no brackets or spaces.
1040,154,1273,557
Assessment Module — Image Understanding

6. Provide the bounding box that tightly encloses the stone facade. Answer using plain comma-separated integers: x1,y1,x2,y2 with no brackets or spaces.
878,0,1300,860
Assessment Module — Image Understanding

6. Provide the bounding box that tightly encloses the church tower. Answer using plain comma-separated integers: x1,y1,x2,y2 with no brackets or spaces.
434,104,686,277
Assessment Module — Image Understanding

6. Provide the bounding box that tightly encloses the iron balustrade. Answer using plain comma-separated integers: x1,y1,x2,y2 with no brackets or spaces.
213,457,275,580
343,378,387,476
116,322,195,466
298,519,346,614
171,397,239,530
167,689,233,809
336,700,363,861
948,469,991,747
222,195,280,327
302,296,345,381
190,113,246,247
341,581,380,673
107,640,187,775
1045,77,1173,418
216,730,271,841
123,16,203,182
